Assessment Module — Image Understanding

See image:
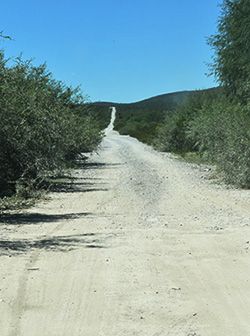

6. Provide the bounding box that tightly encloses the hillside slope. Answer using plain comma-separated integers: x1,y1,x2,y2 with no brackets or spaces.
91,87,219,143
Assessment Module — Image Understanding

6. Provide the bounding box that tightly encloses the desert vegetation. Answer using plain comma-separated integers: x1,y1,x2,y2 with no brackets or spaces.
0,48,108,202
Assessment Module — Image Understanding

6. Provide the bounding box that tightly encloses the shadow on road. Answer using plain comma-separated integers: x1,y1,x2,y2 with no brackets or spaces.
0,232,108,255
48,180,109,193
0,212,91,225
0,159,118,255
77,162,123,170
44,173,110,193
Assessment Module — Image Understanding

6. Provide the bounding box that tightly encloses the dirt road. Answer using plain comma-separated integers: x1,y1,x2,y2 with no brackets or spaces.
0,113,250,335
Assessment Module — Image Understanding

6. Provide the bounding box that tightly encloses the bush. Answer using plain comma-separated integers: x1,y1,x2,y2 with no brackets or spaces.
0,51,102,197
188,100,250,187
154,112,192,152
154,90,220,153
153,90,250,188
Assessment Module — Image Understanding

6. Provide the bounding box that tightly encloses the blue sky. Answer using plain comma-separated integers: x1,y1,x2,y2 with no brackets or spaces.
0,0,221,103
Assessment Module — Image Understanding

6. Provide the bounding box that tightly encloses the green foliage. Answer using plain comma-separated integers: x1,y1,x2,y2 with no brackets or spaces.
86,103,112,130
154,89,220,152
200,0,250,187
188,100,250,187
154,112,189,152
0,51,102,197
209,0,250,101
153,92,250,187
154,88,250,188
115,108,166,144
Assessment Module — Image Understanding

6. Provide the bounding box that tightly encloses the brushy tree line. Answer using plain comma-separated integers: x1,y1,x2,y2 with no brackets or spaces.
0,50,104,198
154,0,250,188
154,89,250,187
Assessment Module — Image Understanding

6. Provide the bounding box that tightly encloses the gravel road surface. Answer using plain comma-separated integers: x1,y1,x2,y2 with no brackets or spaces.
0,112,250,335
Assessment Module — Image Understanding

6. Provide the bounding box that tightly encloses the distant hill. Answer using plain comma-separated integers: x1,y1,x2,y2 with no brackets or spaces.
89,87,220,143
126,90,190,110
92,87,218,112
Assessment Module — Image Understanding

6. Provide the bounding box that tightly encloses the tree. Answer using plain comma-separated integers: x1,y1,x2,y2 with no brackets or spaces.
209,0,250,102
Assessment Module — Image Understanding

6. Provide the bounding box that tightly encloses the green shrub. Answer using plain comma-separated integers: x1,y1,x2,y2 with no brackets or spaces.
188,100,250,188
0,51,102,197
154,90,220,153
154,112,191,152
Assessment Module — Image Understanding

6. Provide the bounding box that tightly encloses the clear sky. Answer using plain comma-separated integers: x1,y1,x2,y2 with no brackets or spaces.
0,0,222,103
